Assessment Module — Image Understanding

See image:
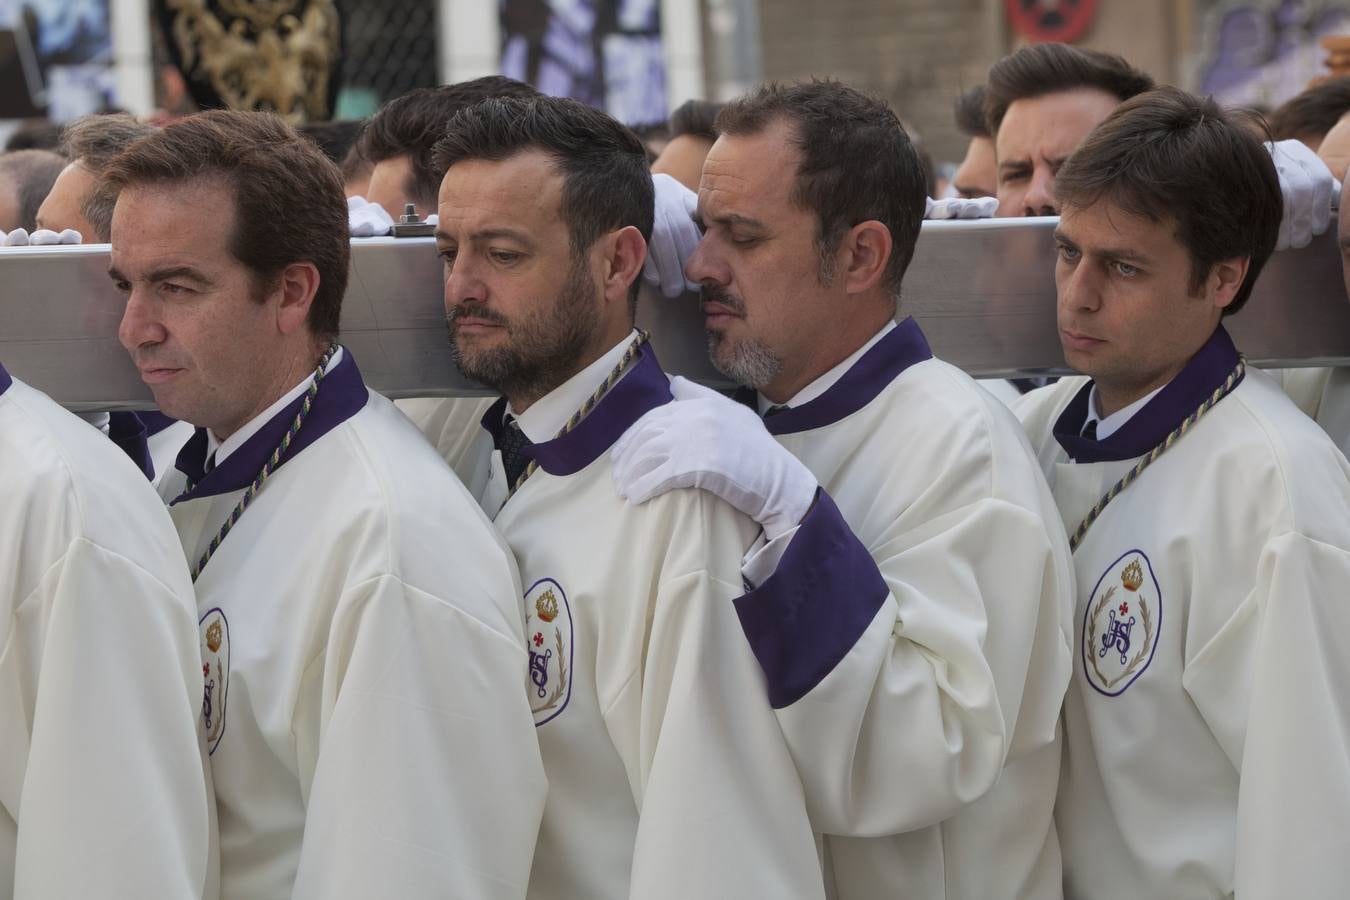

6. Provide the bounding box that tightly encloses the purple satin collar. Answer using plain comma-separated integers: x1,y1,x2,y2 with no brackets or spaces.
0,361,11,397
171,347,369,503
737,317,934,434
479,344,674,477
1053,326,1244,464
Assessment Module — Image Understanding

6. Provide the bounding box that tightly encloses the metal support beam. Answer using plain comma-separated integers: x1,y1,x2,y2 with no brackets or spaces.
1,218,1346,410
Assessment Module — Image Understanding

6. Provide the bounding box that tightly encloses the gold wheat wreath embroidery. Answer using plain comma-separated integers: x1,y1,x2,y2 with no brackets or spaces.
1085,585,1155,690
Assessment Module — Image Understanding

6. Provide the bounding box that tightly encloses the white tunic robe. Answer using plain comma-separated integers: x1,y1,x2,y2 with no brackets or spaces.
736,318,1076,899
1268,366,1350,458
1014,327,1350,900
0,365,216,900
462,345,825,900
395,396,496,485
159,349,544,900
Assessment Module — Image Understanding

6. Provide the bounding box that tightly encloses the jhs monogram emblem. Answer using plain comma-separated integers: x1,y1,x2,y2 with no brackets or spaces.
198,607,231,754
1082,551,1162,697
1100,604,1135,665
524,579,572,726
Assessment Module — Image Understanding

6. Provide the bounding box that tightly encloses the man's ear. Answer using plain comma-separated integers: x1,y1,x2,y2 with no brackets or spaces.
1209,256,1250,312
838,220,892,295
601,225,648,305
275,261,321,334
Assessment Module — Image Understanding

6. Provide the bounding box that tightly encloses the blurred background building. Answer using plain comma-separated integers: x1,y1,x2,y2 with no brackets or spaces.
0,0,1344,165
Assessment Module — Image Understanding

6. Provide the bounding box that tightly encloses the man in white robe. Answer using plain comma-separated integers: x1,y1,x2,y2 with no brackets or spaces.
434,95,824,900
104,109,544,900
1011,87,1350,898
612,79,1077,899
0,362,216,898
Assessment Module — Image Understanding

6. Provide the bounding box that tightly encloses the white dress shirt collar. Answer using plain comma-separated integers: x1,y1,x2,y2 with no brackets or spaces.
757,320,896,416
508,330,640,443
1084,379,1166,441
206,347,344,468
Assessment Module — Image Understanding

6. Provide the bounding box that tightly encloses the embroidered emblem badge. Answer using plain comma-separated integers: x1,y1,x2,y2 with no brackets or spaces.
1082,550,1162,696
199,607,231,754
524,579,572,726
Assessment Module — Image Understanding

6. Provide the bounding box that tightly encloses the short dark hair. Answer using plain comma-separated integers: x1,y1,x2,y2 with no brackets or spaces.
954,85,989,139
668,99,723,141
298,119,366,165
103,110,350,339
1270,76,1350,144
0,149,65,231
433,95,654,304
5,120,63,152
985,43,1154,136
60,113,156,241
1055,86,1281,316
360,77,541,209
715,79,927,298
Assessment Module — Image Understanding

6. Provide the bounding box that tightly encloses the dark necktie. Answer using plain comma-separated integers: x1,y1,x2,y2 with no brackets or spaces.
764,404,789,418
497,416,532,487
1081,419,1098,440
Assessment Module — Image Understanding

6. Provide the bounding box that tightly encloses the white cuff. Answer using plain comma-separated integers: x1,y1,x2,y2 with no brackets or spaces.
741,525,800,589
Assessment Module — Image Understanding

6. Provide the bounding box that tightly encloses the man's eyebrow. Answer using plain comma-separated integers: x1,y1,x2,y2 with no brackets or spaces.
705,212,767,230
470,227,535,245
954,183,992,199
146,265,215,286
1053,231,1149,262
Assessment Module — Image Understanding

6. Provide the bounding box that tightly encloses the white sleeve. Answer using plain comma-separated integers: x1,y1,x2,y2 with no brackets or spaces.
14,538,215,900
736,492,1074,835
292,575,546,900
1186,531,1350,898
627,569,825,900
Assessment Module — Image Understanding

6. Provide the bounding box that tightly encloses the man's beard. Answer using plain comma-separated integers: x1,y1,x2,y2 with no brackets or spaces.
447,259,600,406
702,284,782,389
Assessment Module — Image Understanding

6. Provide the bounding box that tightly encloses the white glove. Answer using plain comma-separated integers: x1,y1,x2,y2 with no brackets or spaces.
1268,139,1340,250
3,228,29,246
347,195,394,237
925,195,998,219
611,376,817,541
642,173,701,297
29,228,81,245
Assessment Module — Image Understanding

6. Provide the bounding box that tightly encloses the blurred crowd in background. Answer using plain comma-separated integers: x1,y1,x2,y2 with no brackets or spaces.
0,0,1348,229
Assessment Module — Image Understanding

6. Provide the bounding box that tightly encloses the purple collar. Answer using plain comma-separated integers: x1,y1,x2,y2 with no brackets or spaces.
736,317,934,435
479,344,673,477
0,361,11,398
1054,326,1244,464
171,347,370,503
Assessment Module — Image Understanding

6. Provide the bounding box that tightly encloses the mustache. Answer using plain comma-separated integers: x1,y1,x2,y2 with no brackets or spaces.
700,284,746,314
446,304,511,330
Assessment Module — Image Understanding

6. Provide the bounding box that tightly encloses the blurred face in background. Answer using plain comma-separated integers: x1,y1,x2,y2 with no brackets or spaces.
366,153,417,216
995,88,1120,217
652,134,715,192
952,134,996,199
36,161,98,239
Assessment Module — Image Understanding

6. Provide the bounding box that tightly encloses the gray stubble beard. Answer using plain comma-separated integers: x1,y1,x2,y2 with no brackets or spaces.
707,330,782,390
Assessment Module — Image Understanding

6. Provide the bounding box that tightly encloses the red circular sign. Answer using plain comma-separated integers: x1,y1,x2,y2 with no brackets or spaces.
1006,0,1098,44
